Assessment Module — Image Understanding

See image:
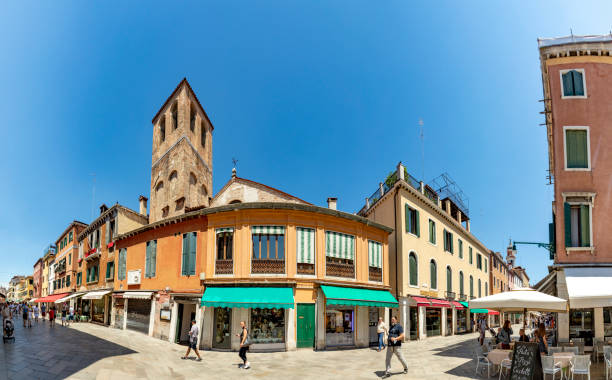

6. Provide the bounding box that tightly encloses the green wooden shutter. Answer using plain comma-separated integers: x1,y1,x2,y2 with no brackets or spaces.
151,240,157,277
564,202,571,247
580,205,590,247
145,242,151,277
409,254,417,286
572,70,584,96
430,261,437,289
405,204,410,233
450,233,454,253
562,71,574,96
415,210,420,237
106,263,110,279
189,232,197,275
105,221,110,244
182,234,189,275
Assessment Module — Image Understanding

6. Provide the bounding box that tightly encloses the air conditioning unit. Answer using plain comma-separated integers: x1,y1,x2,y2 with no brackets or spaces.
127,270,142,285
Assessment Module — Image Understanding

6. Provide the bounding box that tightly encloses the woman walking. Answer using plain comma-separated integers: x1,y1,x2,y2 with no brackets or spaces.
376,317,387,351
236,321,250,369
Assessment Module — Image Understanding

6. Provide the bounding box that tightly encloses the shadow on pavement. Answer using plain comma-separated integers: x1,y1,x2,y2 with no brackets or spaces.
1,317,136,380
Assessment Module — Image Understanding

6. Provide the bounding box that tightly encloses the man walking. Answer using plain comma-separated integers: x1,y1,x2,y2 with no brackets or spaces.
383,316,408,378
478,316,489,346
181,320,202,361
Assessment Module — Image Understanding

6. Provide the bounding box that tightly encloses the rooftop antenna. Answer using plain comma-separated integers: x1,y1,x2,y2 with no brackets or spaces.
90,173,96,221
418,118,424,181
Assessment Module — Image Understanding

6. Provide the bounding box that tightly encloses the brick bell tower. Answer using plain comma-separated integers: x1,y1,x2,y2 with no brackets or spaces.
149,78,213,223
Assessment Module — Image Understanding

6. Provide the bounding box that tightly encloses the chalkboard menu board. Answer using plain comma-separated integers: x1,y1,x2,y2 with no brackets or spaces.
509,342,543,380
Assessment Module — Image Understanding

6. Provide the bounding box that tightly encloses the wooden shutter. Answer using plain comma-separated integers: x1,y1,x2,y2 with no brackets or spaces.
409,254,417,286
182,234,189,275
145,242,151,277
189,233,197,275
151,240,157,277
548,221,556,259
562,71,574,96
415,210,420,237
580,205,590,247
450,233,454,253
564,202,571,247
405,204,410,233
105,221,110,244
430,261,436,289
572,70,584,96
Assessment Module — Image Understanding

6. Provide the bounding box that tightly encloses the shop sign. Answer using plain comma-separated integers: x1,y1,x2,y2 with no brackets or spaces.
127,270,141,285
160,309,171,320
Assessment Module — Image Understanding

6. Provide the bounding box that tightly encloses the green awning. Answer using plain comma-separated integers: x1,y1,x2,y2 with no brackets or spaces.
201,287,294,309
459,301,488,314
321,285,398,308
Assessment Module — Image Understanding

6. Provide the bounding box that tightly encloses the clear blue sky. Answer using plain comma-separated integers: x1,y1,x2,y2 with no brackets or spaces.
1,1,611,287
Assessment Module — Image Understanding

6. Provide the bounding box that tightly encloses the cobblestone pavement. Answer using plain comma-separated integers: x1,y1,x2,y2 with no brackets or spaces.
0,319,606,380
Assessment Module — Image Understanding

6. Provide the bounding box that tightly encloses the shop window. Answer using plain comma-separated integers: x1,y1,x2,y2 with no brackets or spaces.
561,69,585,97
296,227,315,275
426,308,441,337
405,204,419,236
409,252,418,286
325,231,355,278
145,240,157,278
430,260,437,290
569,309,594,346
325,308,354,346
252,226,285,274
216,228,234,275
604,308,612,337
428,219,436,244
181,232,197,276
251,308,285,344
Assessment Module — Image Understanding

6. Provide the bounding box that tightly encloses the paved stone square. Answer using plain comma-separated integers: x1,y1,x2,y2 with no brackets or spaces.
0,318,606,380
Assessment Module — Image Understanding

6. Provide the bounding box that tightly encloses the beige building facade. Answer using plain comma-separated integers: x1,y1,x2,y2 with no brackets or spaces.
360,163,491,340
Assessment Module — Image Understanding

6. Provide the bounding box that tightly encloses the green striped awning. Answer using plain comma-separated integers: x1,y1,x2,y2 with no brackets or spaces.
252,226,285,235
460,301,488,314
368,240,382,268
201,287,294,309
216,227,234,234
297,227,315,264
325,231,355,260
321,285,398,308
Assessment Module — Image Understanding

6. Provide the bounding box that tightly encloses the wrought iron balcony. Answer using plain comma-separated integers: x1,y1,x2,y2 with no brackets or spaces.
445,291,456,300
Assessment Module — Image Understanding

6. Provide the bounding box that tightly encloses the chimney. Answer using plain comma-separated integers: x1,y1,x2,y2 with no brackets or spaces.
99,204,108,215
139,195,148,216
327,197,337,210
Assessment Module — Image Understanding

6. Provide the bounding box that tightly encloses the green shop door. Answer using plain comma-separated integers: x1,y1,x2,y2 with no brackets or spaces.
297,304,315,348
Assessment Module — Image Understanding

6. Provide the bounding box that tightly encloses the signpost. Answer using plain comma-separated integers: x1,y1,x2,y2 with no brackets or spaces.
509,342,543,380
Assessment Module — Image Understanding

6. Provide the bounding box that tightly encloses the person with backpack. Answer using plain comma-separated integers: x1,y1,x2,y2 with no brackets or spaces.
382,316,408,378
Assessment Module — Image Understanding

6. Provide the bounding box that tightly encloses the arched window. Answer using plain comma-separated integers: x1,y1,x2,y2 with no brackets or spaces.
459,271,464,297
430,259,437,290
409,252,418,286
478,279,482,298
446,266,452,293
469,275,474,298
155,181,164,193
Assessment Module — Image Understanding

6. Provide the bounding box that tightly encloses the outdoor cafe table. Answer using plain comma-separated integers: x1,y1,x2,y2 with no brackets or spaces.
487,349,512,365
552,352,574,369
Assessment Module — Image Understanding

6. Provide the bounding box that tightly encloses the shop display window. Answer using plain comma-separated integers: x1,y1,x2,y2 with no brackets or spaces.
426,308,441,337
569,308,594,346
251,308,285,344
604,308,612,338
325,308,354,346
456,309,467,333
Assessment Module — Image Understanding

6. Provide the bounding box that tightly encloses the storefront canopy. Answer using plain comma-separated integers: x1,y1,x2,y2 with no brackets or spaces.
459,301,488,314
82,290,111,300
321,285,398,308
201,287,295,309
123,291,153,299
565,267,612,308
34,293,70,303
468,288,567,313
54,293,84,304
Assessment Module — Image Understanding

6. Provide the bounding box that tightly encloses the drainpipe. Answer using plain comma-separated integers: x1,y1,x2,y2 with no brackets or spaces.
393,187,400,320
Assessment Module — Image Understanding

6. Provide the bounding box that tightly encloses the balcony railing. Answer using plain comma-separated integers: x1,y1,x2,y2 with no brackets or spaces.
369,267,382,282
445,291,456,300
215,259,233,275
297,263,315,275
326,258,355,278
363,167,422,213
458,294,467,302
251,259,285,274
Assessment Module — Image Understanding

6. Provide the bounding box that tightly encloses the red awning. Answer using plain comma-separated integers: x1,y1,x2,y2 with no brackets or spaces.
35,293,70,303
488,310,500,315
452,301,464,309
412,296,431,307
430,299,451,308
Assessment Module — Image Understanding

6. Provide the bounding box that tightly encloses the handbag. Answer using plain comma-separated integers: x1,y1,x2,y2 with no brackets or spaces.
242,328,252,346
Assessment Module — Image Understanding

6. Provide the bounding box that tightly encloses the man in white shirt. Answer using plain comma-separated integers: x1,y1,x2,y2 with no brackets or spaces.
181,320,202,361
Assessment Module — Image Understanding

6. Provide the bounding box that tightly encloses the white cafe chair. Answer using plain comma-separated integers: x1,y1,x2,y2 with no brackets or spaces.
541,356,563,380
569,355,591,380
603,346,612,380
474,348,493,378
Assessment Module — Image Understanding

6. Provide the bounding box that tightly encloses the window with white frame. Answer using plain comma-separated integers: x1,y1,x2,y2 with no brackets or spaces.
564,127,590,170
297,227,315,275
564,194,594,248
561,69,586,98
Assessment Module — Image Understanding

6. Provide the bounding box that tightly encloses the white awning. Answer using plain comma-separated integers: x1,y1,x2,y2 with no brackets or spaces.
565,267,612,308
54,292,84,304
122,291,153,299
82,290,111,300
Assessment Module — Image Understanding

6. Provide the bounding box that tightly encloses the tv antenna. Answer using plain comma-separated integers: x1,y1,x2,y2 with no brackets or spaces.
418,118,425,180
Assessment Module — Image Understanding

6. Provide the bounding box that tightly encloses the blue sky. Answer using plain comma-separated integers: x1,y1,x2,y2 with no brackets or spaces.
1,1,611,287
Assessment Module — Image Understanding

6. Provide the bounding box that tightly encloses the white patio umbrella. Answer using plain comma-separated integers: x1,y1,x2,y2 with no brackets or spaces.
469,288,568,327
